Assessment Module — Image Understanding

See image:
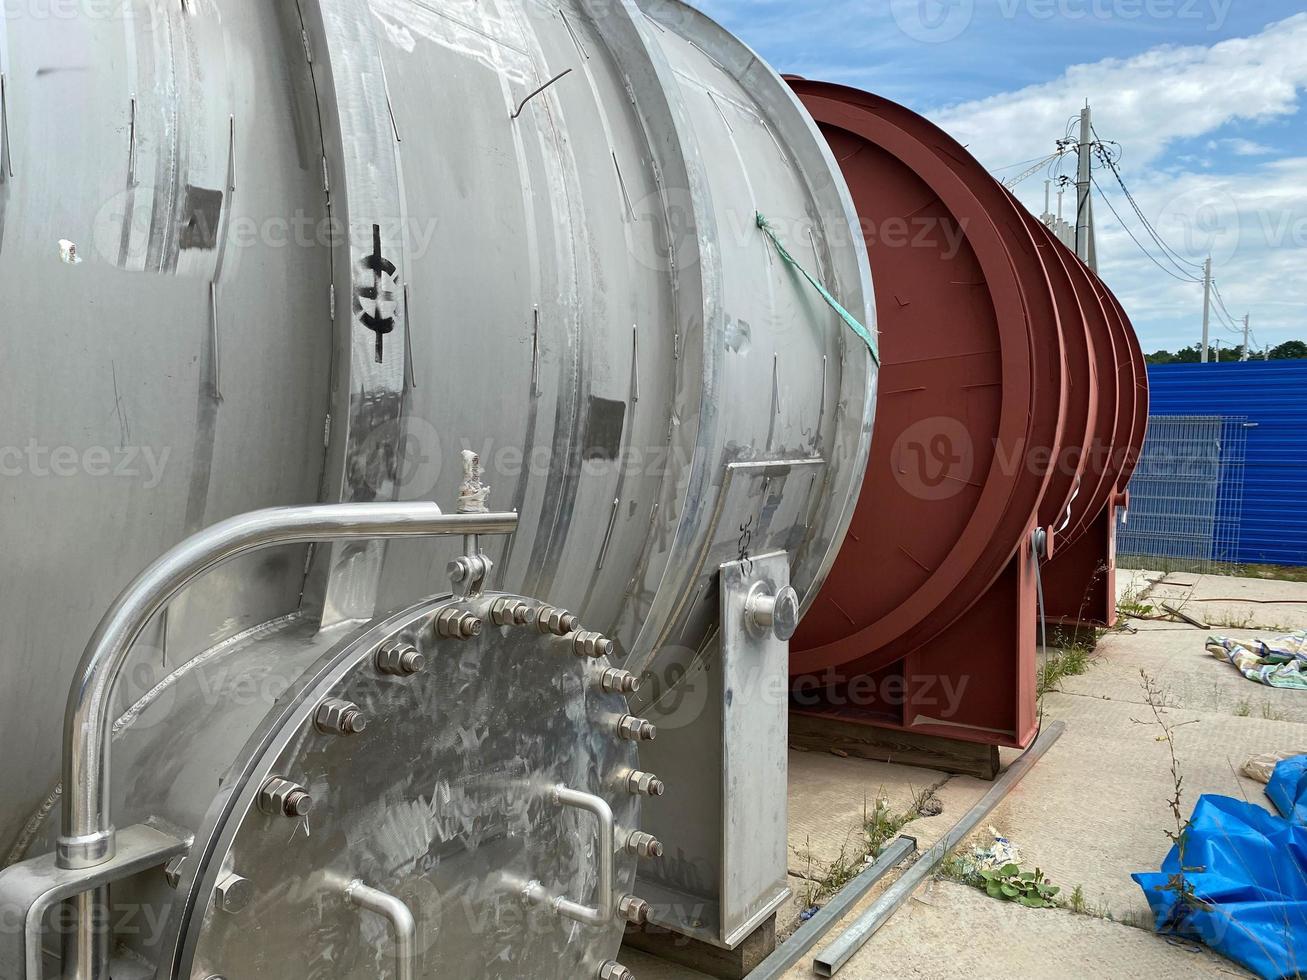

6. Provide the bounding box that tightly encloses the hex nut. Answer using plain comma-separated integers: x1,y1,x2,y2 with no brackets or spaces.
599,961,634,980
626,832,665,859
215,873,252,915
571,631,616,659
490,597,531,627
617,715,657,742
436,608,483,639
534,605,579,637
315,698,368,736
376,641,425,677
625,771,665,797
258,777,313,818
618,894,651,925
599,668,640,695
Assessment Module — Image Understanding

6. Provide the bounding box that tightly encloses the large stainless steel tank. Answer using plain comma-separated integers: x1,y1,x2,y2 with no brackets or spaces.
0,1,876,976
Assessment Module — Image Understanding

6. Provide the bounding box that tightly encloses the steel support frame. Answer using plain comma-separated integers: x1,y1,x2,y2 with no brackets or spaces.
636,552,793,951
791,524,1043,751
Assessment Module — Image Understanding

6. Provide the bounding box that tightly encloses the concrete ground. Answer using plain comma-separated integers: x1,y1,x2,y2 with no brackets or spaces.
1144,570,1307,632
625,568,1307,980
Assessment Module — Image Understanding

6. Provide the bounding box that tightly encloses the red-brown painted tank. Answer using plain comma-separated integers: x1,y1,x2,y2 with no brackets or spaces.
787,79,1148,748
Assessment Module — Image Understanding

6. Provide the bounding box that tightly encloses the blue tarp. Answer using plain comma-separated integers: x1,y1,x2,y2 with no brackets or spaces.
1133,757,1307,980
1269,755,1307,826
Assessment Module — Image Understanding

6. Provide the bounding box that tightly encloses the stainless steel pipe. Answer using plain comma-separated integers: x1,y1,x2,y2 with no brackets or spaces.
346,879,418,980
58,503,517,979
521,786,616,927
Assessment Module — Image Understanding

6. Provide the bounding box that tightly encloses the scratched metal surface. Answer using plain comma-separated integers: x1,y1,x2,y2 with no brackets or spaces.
0,1,875,968
0,3,334,853
363,0,877,701
11,615,352,962
167,594,639,980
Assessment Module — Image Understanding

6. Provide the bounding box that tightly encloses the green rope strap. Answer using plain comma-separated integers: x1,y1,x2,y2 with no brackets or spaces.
756,212,880,366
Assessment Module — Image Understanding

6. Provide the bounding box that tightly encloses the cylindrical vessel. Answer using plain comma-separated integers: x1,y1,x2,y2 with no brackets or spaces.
0,2,876,976
786,79,1067,679
0,0,873,854
787,79,1145,698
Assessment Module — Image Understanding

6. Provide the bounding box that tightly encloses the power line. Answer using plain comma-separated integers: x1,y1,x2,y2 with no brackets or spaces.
1098,167,1207,278
1071,120,1254,362
1096,166,1205,283
1210,281,1243,332
1091,175,1203,283
1091,124,1206,275
992,151,1063,174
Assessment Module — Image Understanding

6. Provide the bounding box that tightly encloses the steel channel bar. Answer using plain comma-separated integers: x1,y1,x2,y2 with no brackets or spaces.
814,721,1067,977
749,835,917,980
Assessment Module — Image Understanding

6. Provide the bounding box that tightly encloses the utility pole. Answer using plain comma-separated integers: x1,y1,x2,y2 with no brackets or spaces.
1213,339,1222,363
1241,315,1251,361
1075,101,1097,272
1201,256,1213,364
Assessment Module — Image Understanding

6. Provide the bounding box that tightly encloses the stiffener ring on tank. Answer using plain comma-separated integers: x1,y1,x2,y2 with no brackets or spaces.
786,80,1069,678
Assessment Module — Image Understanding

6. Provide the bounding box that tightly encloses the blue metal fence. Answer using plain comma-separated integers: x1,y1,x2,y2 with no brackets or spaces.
1144,361,1307,567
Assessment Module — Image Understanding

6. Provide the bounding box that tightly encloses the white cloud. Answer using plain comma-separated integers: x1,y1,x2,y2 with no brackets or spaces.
927,13,1307,169
1208,137,1275,156
917,14,1307,350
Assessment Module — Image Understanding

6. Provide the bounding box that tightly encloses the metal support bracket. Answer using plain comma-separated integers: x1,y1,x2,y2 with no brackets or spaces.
638,551,792,949
0,824,189,980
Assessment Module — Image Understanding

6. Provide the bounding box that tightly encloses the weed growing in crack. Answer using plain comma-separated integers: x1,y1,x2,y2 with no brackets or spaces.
792,786,945,909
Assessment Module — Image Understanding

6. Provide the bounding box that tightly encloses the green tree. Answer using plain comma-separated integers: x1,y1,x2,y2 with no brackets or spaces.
1270,340,1307,360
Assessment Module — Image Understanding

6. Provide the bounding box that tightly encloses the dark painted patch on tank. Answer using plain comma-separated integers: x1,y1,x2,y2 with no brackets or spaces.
179,184,224,250
583,396,627,462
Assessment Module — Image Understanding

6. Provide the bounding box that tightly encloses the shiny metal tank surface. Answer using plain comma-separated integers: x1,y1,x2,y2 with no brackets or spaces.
0,0,875,888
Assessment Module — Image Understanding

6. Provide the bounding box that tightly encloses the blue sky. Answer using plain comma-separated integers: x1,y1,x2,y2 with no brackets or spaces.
696,0,1307,355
